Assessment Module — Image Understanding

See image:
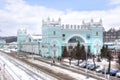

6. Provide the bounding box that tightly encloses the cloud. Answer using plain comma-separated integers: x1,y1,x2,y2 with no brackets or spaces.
0,0,120,36
109,0,120,5
0,0,63,36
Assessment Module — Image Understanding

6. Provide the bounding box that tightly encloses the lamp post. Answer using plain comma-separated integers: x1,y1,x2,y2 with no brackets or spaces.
68,45,72,66
52,44,57,64
1,63,5,80
32,44,34,60
86,49,89,78
85,45,89,78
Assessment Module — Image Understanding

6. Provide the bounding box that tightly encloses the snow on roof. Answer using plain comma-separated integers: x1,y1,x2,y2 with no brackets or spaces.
30,34,42,40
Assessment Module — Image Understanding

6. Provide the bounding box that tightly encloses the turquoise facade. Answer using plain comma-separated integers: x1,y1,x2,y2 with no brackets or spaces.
17,18,104,58
41,18,104,58
17,29,28,52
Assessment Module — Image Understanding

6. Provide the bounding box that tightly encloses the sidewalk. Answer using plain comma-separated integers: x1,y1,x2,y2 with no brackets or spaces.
28,56,97,80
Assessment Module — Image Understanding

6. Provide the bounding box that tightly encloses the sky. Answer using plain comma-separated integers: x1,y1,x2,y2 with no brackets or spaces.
0,0,120,36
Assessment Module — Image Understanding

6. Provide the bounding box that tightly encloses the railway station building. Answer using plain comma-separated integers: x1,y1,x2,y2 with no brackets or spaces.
17,18,104,58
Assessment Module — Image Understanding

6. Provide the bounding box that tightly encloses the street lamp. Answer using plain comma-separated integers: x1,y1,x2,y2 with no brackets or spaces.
32,44,34,60
52,44,57,64
86,46,89,78
1,63,5,80
68,45,72,66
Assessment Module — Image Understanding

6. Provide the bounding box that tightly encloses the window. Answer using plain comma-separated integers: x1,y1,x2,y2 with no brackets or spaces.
74,25,76,29
96,32,98,36
78,25,80,29
53,31,56,35
71,25,73,29
87,46,91,53
29,38,31,42
62,34,65,40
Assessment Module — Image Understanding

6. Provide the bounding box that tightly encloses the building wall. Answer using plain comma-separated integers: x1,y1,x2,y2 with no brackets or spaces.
17,18,104,58
41,18,104,57
17,29,28,52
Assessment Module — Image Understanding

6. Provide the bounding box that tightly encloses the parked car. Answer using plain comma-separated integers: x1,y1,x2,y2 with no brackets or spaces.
110,69,119,76
87,64,94,69
116,72,120,78
79,61,90,68
95,66,103,72
79,62,87,68
90,65,100,70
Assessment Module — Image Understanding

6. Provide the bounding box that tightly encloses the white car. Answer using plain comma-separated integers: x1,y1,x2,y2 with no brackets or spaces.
116,72,120,78
95,66,103,72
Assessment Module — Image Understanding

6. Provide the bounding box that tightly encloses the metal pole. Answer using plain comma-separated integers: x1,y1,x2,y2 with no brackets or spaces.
32,44,34,60
1,63,5,80
86,50,89,78
104,59,107,80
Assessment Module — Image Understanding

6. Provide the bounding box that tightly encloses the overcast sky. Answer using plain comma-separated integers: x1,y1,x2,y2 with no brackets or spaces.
0,0,120,36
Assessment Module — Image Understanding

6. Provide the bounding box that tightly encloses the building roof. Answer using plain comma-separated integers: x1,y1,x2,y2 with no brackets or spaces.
30,34,42,40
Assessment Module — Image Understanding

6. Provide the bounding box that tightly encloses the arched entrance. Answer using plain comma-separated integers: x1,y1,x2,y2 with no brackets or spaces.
50,39,61,58
68,36,85,43
66,35,86,56
67,35,85,47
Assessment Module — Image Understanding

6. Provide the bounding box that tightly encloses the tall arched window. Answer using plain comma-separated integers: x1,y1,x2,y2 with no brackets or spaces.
53,31,56,35
96,32,98,36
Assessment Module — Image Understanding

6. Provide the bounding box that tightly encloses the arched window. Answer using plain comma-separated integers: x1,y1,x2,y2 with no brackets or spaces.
96,32,98,36
53,31,56,35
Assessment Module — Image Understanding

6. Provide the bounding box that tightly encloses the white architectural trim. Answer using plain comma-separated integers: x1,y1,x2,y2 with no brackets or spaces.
50,39,61,46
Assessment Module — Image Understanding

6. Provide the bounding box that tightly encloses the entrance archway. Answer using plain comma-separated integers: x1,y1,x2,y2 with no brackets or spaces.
67,35,86,56
66,34,86,43
68,36,85,43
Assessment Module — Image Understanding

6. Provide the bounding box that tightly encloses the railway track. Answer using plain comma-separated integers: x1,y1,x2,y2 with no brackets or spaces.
0,51,76,80
2,51,119,80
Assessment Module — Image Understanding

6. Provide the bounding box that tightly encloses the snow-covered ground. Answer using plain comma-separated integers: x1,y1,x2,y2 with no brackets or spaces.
0,51,108,80
28,59,97,80
0,52,57,80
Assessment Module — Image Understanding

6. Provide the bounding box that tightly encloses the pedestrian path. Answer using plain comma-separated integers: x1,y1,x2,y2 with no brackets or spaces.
30,57,98,80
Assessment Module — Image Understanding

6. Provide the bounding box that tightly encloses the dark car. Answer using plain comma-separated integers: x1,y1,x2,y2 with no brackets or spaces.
90,65,100,70
110,69,119,76
79,61,90,68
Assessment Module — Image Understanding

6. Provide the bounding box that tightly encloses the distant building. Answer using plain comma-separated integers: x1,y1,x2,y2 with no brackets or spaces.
103,28,120,42
17,18,104,58
103,28,120,50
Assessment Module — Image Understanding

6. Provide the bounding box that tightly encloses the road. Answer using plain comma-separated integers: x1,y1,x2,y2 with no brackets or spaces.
0,52,57,80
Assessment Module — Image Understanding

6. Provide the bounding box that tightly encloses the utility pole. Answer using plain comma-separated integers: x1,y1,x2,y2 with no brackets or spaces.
1,63,5,80
86,49,89,78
